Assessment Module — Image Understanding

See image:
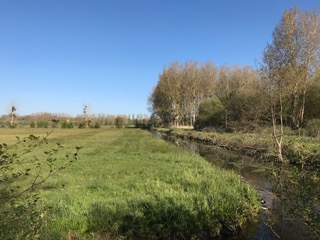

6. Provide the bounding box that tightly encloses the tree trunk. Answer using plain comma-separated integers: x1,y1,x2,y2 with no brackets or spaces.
10,114,14,127
225,110,228,129
299,89,306,128
271,89,288,163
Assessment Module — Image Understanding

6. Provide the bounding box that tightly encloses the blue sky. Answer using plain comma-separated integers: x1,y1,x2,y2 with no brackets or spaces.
0,0,318,116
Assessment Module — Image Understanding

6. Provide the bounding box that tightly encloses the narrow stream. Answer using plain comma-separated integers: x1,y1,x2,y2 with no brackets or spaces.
158,133,320,240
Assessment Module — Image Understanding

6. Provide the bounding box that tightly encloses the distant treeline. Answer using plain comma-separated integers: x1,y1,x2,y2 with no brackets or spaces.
0,112,149,129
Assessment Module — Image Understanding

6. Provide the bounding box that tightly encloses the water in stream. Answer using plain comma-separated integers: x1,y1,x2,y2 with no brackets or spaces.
161,134,320,240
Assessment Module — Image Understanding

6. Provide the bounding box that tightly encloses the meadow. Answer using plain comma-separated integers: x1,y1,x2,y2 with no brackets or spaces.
0,127,259,239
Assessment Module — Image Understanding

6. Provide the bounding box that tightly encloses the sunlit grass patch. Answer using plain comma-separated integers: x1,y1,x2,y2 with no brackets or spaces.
1,128,259,239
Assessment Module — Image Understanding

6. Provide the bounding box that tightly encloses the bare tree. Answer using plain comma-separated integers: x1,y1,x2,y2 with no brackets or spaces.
10,105,16,127
269,7,320,131
260,7,320,162
199,61,217,100
259,63,286,162
182,61,201,126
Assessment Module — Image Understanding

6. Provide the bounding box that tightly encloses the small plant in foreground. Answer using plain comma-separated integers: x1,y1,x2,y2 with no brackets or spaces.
0,128,81,239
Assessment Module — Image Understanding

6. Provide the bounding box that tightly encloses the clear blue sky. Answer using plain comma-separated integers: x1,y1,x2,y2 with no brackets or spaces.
0,0,318,116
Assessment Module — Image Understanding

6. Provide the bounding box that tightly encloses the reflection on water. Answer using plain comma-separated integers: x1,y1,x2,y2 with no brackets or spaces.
162,134,319,240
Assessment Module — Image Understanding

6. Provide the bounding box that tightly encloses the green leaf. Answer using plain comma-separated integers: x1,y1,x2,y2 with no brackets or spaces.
28,134,39,140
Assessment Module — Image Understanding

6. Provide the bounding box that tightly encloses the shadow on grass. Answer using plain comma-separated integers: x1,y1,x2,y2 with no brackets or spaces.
86,197,220,239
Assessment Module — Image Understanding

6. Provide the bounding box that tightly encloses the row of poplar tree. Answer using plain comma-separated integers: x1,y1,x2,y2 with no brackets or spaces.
149,7,320,132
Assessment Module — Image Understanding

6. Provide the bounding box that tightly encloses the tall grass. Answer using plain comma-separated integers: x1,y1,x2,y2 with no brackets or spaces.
0,128,259,239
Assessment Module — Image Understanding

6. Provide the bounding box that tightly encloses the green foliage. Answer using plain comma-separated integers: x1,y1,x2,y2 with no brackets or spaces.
305,119,320,138
90,122,101,129
78,122,87,129
30,121,36,128
269,164,320,239
194,98,224,130
228,88,268,124
0,121,5,128
147,114,162,128
282,134,320,168
61,121,73,129
115,117,125,128
0,130,81,239
51,119,59,128
9,122,17,128
36,121,49,128
303,66,320,120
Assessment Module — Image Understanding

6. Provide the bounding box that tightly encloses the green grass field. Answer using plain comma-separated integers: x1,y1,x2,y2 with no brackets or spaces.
0,128,259,239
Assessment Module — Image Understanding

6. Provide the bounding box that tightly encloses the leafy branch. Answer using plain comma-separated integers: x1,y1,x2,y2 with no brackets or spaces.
0,129,82,239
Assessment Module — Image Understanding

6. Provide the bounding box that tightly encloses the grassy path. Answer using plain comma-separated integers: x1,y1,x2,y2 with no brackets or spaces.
1,128,259,239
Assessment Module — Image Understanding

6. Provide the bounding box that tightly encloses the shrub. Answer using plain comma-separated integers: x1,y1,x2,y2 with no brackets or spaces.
51,119,60,128
9,122,18,128
194,98,224,130
115,117,125,129
37,121,49,128
305,119,320,138
30,121,36,128
61,121,73,129
93,122,101,129
78,122,86,128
